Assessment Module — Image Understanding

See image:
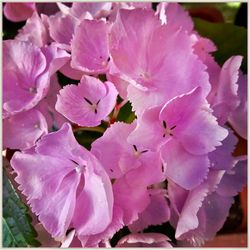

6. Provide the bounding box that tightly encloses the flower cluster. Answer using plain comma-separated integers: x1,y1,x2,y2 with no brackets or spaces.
4,2,247,247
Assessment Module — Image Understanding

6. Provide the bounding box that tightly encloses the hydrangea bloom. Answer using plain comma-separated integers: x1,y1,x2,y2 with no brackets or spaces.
3,2,247,248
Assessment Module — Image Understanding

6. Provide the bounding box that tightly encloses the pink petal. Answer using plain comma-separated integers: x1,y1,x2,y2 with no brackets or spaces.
37,75,67,131
3,40,47,118
48,12,79,50
161,140,209,190
11,152,80,238
4,3,35,22
71,19,110,74
116,233,172,247
209,127,238,170
3,108,48,150
110,8,210,100
217,157,247,197
59,60,84,80
56,75,117,127
173,171,224,239
70,2,112,19
160,87,228,155
156,3,193,31
209,56,242,125
229,73,247,139
198,193,234,241
41,45,70,76
113,177,150,225
129,189,170,232
72,167,113,236
16,12,48,48
35,123,86,161
91,122,137,179
127,106,164,151
79,205,124,247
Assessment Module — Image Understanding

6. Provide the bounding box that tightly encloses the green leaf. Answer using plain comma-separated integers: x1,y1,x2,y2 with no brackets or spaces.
3,170,41,247
193,18,247,72
116,101,136,123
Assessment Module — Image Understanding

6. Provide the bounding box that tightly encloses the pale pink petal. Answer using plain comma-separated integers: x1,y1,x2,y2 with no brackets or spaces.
229,73,247,139
55,76,117,127
161,140,209,190
116,233,172,247
173,171,224,239
3,40,47,118
79,205,124,247
37,75,67,131
91,122,137,179
127,106,165,151
11,152,80,238
156,2,193,31
48,12,79,50
110,8,210,103
41,45,70,76
160,87,228,155
4,3,35,22
129,189,170,232
71,19,110,74
70,2,112,19
209,56,242,125
59,60,84,80
35,123,85,162
16,12,48,47
3,108,48,150
72,167,113,236
113,177,150,225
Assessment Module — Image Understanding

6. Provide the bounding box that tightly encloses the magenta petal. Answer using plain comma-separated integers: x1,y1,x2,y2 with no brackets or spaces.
71,19,110,74
116,233,172,247
4,3,35,22
3,40,47,117
11,152,80,238
3,108,48,150
129,189,170,233
16,12,48,48
56,75,117,127
161,140,209,190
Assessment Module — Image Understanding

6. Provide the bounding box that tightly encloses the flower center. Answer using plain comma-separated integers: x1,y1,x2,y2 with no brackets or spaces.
162,120,176,137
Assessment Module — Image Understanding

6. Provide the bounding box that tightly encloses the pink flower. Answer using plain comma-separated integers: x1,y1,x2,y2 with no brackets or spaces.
56,75,118,127
11,123,113,240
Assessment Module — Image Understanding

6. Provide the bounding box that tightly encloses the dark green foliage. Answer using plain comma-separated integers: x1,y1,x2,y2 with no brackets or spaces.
116,101,136,124
3,170,40,247
194,18,247,73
